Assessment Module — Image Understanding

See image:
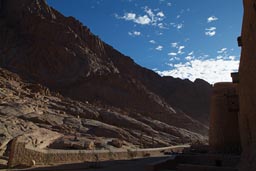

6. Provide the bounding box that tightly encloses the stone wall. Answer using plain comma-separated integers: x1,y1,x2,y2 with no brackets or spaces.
209,82,241,154
8,136,188,168
239,0,256,170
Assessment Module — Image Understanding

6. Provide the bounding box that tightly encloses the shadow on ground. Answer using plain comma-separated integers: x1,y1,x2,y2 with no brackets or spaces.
20,156,169,171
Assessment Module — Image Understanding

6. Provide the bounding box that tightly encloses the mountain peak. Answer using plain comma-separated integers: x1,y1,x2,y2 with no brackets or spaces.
1,0,56,22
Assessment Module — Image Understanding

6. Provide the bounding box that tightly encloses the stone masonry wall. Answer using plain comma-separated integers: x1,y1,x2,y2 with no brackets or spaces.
8,136,187,168
209,82,241,154
239,0,256,170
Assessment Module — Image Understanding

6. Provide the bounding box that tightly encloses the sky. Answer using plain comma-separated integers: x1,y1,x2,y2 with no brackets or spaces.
46,0,243,84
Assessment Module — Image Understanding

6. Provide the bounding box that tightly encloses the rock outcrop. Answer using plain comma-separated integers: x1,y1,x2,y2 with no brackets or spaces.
0,67,206,156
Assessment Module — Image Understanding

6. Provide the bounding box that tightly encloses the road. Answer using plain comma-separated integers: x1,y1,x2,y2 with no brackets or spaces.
10,156,171,171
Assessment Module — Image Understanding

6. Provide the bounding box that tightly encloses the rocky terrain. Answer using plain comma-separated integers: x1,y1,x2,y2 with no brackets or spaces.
0,0,212,167
0,67,206,164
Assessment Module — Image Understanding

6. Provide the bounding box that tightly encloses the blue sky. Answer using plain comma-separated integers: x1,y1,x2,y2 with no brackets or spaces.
46,0,243,84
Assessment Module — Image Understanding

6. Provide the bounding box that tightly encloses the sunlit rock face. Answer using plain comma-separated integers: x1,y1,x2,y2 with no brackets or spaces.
239,0,256,170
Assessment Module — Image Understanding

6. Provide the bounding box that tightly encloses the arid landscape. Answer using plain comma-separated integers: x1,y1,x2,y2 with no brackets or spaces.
0,0,212,169
0,0,256,170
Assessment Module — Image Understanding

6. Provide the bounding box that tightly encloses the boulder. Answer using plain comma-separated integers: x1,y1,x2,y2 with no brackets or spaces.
108,139,123,148
48,136,94,150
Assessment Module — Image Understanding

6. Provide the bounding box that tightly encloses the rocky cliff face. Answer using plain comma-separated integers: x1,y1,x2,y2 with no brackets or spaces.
0,0,212,127
0,0,212,160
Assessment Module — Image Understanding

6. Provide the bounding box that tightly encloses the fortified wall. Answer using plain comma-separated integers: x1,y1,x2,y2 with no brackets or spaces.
209,73,241,154
239,0,256,170
210,0,256,170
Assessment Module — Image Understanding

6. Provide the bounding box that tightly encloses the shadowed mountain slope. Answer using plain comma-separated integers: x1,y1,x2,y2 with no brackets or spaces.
0,0,212,156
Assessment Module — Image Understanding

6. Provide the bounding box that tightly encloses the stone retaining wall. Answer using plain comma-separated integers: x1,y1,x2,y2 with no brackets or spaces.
8,136,188,168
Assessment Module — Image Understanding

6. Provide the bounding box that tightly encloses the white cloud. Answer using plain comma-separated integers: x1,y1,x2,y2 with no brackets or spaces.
205,27,216,37
167,2,172,7
207,16,218,23
229,56,236,60
169,57,180,61
185,56,193,60
144,7,165,28
185,52,194,60
117,12,151,25
134,31,141,35
171,42,178,48
145,8,155,19
178,46,185,54
149,40,156,44
135,15,151,25
156,45,163,51
128,31,141,36
168,45,185,56
158,23,167,29
156,59,239,84
157,11,165,17
168,52,177,56
217,55,223,59
170,23,184,30
122,13,136,21
188,51,194,56
116,7,166,28
177,24,183,30
217,48,227,54
206,27,216,31
178,46,185,50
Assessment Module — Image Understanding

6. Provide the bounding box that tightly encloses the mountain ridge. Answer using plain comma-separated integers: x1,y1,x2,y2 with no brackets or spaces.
0,0,211,153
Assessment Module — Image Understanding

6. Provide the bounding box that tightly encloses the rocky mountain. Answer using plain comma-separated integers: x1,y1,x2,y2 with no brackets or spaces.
0,0,212,162
0,67,206,154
